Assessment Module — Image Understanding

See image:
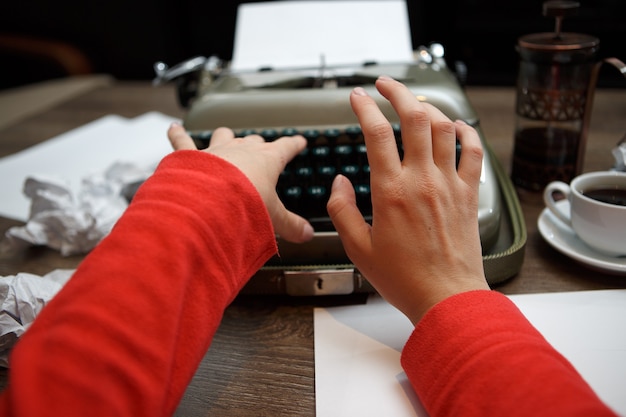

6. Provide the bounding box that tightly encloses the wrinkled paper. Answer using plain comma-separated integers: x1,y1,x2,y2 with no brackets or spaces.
0,269,74,367
3,162,153,256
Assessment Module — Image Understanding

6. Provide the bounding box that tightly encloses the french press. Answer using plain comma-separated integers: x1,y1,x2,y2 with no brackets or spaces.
510,1,626,195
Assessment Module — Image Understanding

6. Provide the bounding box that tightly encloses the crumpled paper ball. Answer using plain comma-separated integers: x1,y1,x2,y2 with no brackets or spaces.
0,269,74,367
3,162,152,256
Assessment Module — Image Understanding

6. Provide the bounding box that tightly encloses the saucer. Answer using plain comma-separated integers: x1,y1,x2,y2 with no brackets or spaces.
538,200,626,275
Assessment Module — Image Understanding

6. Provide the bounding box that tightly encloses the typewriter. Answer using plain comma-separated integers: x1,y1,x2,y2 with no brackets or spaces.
153,44,507,295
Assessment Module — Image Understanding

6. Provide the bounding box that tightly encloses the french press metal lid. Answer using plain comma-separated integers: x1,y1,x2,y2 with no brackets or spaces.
517,1,598,64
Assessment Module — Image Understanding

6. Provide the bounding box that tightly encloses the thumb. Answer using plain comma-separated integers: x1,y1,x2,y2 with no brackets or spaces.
167,122,197,150
270,198,315,243
327,175,372,257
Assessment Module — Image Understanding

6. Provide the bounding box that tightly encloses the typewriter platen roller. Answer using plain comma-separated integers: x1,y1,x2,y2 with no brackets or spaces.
155,45,504,293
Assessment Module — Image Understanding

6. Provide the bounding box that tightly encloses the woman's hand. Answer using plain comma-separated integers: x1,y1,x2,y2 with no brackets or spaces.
167,123,314,243
327,76,489,324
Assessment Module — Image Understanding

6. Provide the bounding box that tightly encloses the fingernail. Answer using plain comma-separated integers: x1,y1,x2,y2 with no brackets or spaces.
331,174,350,192
302,223,315,240
377,75,394,82
352,86,368,97
170,121,182,128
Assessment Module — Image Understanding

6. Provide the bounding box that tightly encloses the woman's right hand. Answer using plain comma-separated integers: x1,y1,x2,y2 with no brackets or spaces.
327,76,490,324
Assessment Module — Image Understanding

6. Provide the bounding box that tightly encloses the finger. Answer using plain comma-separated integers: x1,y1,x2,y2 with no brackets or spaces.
374,76,433,166
349,86,400,178
455,120,483,184
327,175,372,260
269,198,315,243
420,103,457,171
207,127,236,147
167,122,197,150
244,134,266,143
270,135,307,168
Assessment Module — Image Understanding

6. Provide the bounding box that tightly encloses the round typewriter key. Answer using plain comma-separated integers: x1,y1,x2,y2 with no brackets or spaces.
191,130,212,149
306,186,328,216
281,127,299,137
307,185,327,198
311,146,330,158
318,166,336,178
303,129,320,143
284,186,302,197
323,128,341,144
260,129,279,140
355,144,369,168
341,165,360,180
296,167,313,178
354,184,372,214
345,125,362,141
238,129,257,137
324,128,340,137
282,186,302,211
196,130,212,140
335,145,354,169
334,144,353,158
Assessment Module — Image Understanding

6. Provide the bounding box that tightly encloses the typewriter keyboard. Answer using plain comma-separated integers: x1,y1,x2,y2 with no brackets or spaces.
190,126,461,232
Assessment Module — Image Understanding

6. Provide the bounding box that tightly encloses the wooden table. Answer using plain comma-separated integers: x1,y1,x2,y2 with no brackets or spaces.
1,81,625,416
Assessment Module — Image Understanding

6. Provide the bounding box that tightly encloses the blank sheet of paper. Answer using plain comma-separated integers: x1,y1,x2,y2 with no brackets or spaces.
231,0,414,72
314,290,626,417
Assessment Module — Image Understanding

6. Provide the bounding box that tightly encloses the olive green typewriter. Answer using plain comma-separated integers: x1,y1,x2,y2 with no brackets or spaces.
153,44,526,295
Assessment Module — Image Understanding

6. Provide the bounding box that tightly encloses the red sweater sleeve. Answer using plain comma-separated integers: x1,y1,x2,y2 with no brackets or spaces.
401,290,618,417
0,151,278,417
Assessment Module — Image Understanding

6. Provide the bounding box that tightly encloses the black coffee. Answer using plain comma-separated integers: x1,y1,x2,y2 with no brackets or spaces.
583,188,626,206
511,127,581,192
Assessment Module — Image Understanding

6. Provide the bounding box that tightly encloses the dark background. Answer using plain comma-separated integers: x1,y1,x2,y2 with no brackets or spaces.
1,0,625,91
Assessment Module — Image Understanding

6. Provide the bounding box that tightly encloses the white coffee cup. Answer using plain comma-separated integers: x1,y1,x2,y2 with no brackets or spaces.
543,171,626,257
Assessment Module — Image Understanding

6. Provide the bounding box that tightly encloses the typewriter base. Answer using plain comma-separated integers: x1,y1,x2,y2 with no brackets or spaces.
240,143,526,296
